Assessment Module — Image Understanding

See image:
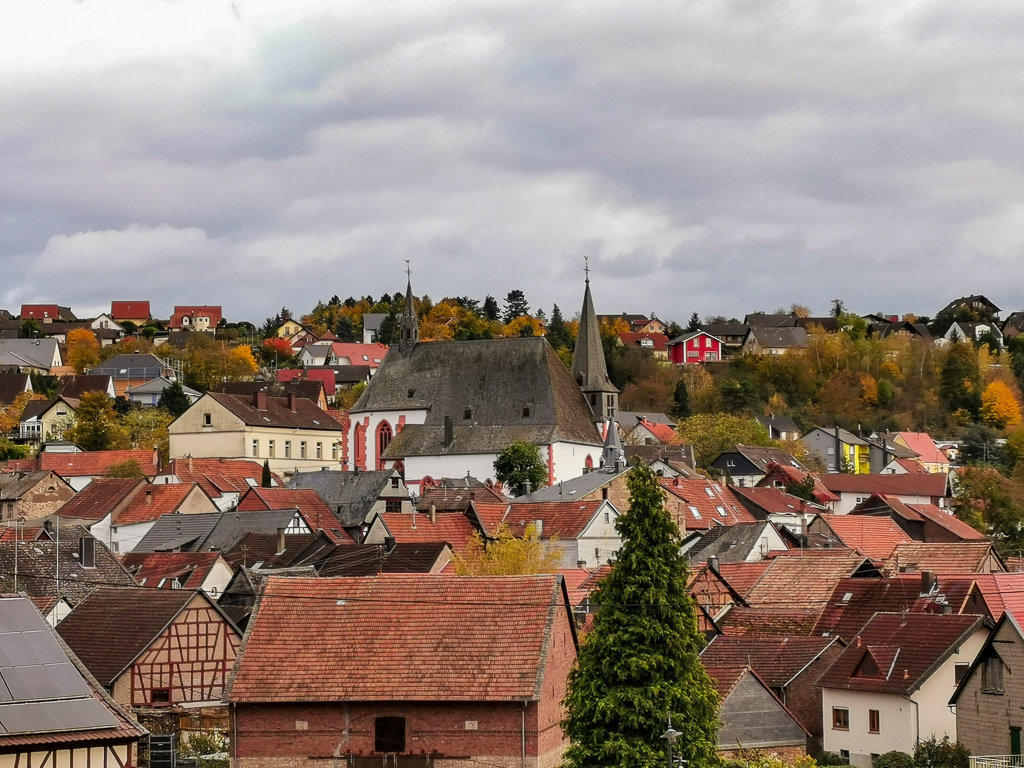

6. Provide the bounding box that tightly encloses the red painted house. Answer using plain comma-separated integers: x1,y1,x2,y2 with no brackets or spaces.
227,574,578,768
667,331,724,364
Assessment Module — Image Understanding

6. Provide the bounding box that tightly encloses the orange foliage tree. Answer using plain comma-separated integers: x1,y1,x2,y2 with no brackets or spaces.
67,328,100,373
981,380,1022,429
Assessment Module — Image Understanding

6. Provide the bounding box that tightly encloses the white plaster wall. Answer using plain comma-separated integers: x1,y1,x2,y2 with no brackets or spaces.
833,492,932,515
348,409,428,470
202,558,235,598
109,520,157,554
403,453,501,490
912,627,989,741
550,441,602,483
822,688,914,766
89,513,114,552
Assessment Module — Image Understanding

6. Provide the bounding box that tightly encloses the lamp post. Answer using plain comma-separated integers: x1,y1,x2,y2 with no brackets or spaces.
661,716,685,768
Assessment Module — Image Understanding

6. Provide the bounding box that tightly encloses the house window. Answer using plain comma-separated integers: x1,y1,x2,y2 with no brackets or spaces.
269,440,275,458
377,422,393,470
78,537,96,569
602,487,609,500
385,499,402,513
955,663,970,685
983,655,1004,693
316,442,322,459
285,441,291,458
604,508,611,524
203,413,212,426
869,709,880,734
332,443,339,460
375,717,406,753
300,441,307,459
689,505,701,520
832,707,849,730
839,751,850,764
151,688,171,705
854,653,881,678
391,477,400,489
252,439,259,457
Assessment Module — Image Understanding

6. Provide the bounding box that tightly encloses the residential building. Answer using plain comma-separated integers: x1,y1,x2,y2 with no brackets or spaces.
350,278,605,488
127,376,201,407
0,372,31,405
20,304,77,322
58,374,116,399
0,338,64,372
757,413,801,441
849,494,985,543
944,321,1003,347
504,499,620,568
806,514,913,561
362,312,388,344
711,445,808,487
18,395,78,442
110,301,152,326
35,449,159,490
883,541,1004,576
89,353,176,397
741,326,808,355
58,586,241,710
362,506,482,553
0,596,147,767
682,521,790,564
819,612,990,767
755,462,840,509
91,482,219,554
659,475,759,532
0,470,74,521
286,468,413,527
617,331,669,359
226,574,578,768
819,473,950,515
154,456,278,510
667,330,724,364
889,432,951,474
939,294,1001,320
597,313,667,335
214,379,328,410
235,486,352,542
122,551,234,596
700,323,750,346
802,427,871,474
168,391,345,474
169,305,222,331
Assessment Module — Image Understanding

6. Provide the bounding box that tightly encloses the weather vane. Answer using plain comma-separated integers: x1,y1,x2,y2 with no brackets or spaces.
405,259,411,280
583,254,590,283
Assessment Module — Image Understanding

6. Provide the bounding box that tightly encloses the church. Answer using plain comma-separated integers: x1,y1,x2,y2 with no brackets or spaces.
346,276,618,492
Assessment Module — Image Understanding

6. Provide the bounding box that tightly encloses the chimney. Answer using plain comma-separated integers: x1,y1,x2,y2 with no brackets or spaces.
253,390,267,411
145,489,152,506
577,560,587,569
153,445,160,471
469,491,476,500
187,454,193,472
287,393,297,412
523,479,532,495
276,527,286,554
429,502,436,523
708,555,720,575
443,415,454,449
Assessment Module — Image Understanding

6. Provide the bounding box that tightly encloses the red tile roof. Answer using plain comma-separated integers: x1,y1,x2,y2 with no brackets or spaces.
110,301,150,320
638,418,677,443
57,477,146,521
660,478,757,529
715,562,772,598
277,368,337,396
0,527,49,542
618,332,669,352
907,503,987,540
227,574,572,702
704,664,746,699
162,457,279,500
745,549,871,607
822,515,913,561
236,487,351,542
115,484,203,525
820,472,948,498
884,542,1002,575
892,458,930,474
20,304,62,320
893,432,949,467
40,450,158,478
377,512,479,552
757,463,839,504
702,635,842,687
558,567,597,606
965,573,1024,622
816,612,988,694
716,606,822,637
731,486,823,515
418,484,507,512
169,305,222,329
503,500,605,539
329,342,389,367
469,501,511,537
121,551,222,589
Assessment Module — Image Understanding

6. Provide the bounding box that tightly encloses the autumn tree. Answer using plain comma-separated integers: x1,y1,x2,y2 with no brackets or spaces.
452,523,562,575
261,337,296,367
105,459,145,478
952,467,1024,555
68,392,124,451
981,380,1022,429
676,413,776,467
66,328,100,374
561,464,719,768
493,441,547,496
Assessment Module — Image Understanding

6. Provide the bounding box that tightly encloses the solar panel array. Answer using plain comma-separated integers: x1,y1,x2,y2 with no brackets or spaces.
0,598,119,735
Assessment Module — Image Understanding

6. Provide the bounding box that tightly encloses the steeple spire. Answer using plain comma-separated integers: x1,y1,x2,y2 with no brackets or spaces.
399,262,418,355
571,267,618,420
601,419,625,471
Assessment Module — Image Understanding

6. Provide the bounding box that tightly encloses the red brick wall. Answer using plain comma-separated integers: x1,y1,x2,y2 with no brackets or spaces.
536,596,577,767
782,642,845,755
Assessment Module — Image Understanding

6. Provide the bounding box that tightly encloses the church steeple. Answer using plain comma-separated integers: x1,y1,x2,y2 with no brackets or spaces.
571,259,618,420
399,262,418,355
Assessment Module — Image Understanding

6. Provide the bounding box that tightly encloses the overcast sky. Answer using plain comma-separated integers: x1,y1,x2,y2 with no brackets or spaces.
4,0,1024,325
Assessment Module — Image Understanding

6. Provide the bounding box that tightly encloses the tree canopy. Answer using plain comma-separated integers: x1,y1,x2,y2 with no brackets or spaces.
493,440,548,496
452,523,562,575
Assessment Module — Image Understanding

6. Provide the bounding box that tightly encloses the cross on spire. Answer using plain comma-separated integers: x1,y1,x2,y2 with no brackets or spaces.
405,260,411,280
583,254,590,283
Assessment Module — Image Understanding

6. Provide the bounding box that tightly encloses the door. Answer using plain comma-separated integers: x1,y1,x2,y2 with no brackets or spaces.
1010,727,1020,759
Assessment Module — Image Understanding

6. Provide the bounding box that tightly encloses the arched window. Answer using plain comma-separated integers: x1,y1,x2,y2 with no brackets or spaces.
420,476,435,492
354,423,366,470
377,422,393,471
393,460,405,479
585,455,594,469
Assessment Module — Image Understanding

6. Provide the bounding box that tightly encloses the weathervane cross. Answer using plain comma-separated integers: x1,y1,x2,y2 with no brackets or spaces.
583,254,590,283
405,260,411,280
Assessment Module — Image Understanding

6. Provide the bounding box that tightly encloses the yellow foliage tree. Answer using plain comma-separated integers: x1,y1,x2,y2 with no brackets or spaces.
503,315,546,338
227,345,259,379
981,380,1022,429
66,328,100,373
859,373,879,407
452,522,562,576
0,392,45,434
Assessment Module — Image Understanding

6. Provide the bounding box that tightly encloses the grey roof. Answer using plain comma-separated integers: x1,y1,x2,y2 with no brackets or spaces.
512,466,628,503
713,445,807,471
0,339,61,370
197,509,300,553
940,294,1001,314
213,380,322,401
571,281,617,395
805,426,870,446
668,331,724,345
601,420,625,468
744,326,808,349
744,314,797,327
362,313,388,331
312,542,449,577
700,323,750,338
127,376,201,397
357,337,602,454
132,512,223,553
686,523,774,564
0,373,30,405
0,471,67,500
756,414,800,435
617,411,676,427
624,443,697,471
91,353,170,379
286,470,394,526
19,397,60,422
206,392,342,430
398,279,418,355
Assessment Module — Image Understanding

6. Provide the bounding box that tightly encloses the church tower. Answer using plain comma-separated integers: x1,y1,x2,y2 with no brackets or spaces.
571,268,619,420
398,271,418,355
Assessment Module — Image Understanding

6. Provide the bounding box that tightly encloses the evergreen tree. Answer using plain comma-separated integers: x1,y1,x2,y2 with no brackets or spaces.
158,382,191,418
686,312,700,332
548,305,572,351
502,289,530,324
940,344,982,417
261,459,272,488
672,378,690,418
482,295,500,321
493,441,547,496
562,464,719,768
377,311,400,345
335,316,357,343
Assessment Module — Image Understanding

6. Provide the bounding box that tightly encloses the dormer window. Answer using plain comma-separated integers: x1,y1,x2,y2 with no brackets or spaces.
464,407,474,420
854,651,882,678
522,404,533,418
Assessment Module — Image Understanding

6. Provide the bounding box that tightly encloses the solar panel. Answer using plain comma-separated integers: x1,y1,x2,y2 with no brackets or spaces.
0,697,119,735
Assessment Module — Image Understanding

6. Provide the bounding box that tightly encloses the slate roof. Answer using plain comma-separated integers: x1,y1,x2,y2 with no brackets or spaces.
816,612,988,694
198,509,303,554
819,473,948,497
127,376,201,397
745,327,808,349
756,414,800,436
815,575,981,642
131,511,224,552
312,543,449,577
356,337,602,452
116,484,204,525
58,375,113,399
745,314,797,327
572,283,618,396
884,542,1001,575
287,469,394,526
207,393,343,431
745,550,873,607
161,457,277,500
0,373,30,405
237,487,351,541
121,552,222,590
701,635,843,688
227,574,573,702
820,515,913,561
503,500,606,540
40,450,158,478
686,523,779,564
56,478,146,521
940,295,1001,315
0,338,61,370
0,470,66,500
716,445,806,472
0,531,138,605
375,512,480,551
57,587,205,685
512,467,627,503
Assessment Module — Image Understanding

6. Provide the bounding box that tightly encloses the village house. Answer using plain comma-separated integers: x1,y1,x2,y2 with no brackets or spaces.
18,395,78,442
806,514,914,562
943,321,1003,347
350,278,606,488
122,551,235,596
848,494,985,543
58,586,241,710
0,338,64,373
0,469,75,521
31,448,160,490
0,372,31,405
742,326,808,356
110,300,152,326
883,541,1004,576
888,432,950,474
597,313,667,335
20,304,77,322
362,506,482,553
127,376,201,407
802,427,871,474
235,486,352,542
215,379,328,411
819,473,950,515
503,499,620,568
168,391,345,474
617,331,669,360
286,468,413,527
362,313,387,343
666,330,724,364
757,414,801,442
90,352,177,397
169,305,222,332
681,522,791,564
711,445,808,487
0,596,148,768
153,456,278,510
818,612,990,767
226,574,578,768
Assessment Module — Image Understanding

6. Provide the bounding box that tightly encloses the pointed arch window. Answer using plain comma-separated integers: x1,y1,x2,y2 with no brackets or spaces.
377,421,393,470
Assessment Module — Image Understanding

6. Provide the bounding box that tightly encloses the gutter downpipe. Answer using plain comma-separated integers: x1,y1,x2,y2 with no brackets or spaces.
522,701,527,768
903,695,920,748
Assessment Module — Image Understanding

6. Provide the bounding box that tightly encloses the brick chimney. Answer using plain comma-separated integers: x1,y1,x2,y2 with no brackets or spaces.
145,489,152,506
287,393,297,412
253,390,267,411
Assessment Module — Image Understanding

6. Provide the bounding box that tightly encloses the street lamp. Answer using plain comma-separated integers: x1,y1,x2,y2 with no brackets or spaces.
661,716,686,768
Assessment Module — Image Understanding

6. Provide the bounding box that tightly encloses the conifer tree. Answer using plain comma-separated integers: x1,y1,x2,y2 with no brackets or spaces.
673,377,690,418
562,464,719,768
686,312,700,332
261,459,272,488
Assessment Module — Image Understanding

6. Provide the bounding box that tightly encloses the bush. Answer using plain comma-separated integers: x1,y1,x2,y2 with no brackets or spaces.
873,752,915,768
179,731,228,757
914,737,970,768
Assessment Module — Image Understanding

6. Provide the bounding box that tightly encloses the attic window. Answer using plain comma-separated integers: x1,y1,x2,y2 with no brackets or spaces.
704,488,714,498
715,506,727,516
464,407,474,420
854,652,881,678
688,505,701,520
522,404,533,418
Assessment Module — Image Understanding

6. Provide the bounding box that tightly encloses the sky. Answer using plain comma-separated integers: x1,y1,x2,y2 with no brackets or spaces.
4,0,1024,326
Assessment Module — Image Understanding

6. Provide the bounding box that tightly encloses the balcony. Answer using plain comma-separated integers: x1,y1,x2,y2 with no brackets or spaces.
970,757,1024,768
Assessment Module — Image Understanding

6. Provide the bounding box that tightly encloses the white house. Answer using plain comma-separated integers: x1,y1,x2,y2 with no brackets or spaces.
503,498,621,568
